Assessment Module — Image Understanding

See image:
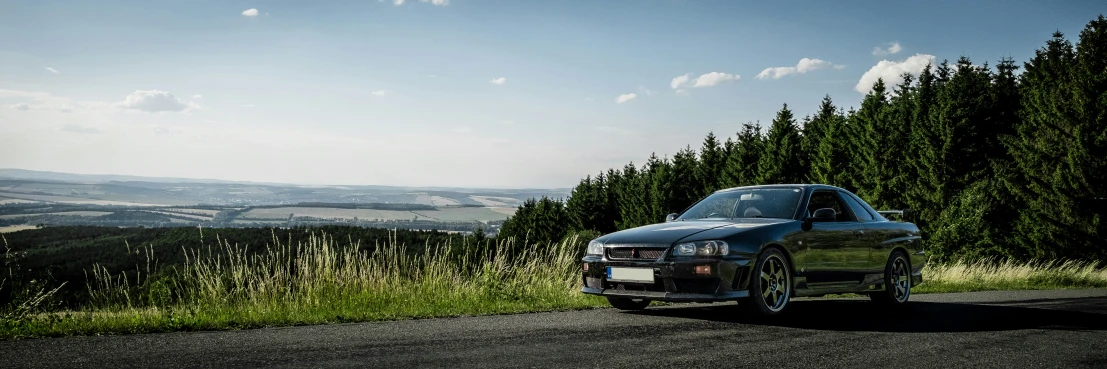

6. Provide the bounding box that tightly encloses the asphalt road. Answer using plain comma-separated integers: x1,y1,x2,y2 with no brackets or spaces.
3,289,1106,369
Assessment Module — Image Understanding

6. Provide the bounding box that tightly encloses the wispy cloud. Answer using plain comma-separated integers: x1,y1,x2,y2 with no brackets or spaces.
393,0,405,5
242,8,259,17
419,0,449,5
9,103,31,111
62,125,103,134
670,72,740,89
191,94,203,99
872,42,903,56
114,90,198,113
638,85,654,96
856,53,935,94
371,90,387,96
239,104,256,108
490,77,506,85
594,126,637,136
756,58,841,80
615,93,637,104
45,67,60,75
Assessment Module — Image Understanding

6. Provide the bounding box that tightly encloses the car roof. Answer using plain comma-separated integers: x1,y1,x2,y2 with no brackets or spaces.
713,184,847,193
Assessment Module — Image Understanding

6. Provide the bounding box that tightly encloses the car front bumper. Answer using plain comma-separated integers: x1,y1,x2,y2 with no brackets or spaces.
579,255,755,302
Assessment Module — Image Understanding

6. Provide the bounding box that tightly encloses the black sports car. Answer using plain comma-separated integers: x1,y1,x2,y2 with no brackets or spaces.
580,184,924,316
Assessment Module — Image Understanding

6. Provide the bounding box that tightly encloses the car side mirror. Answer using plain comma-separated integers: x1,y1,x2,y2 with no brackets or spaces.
802,208,835,231
665,213,679,222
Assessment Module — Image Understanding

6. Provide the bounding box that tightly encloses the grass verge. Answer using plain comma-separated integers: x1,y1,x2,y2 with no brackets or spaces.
2,232,1105,339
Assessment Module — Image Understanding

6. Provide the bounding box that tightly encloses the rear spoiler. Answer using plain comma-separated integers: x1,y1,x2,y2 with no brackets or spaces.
877,209,914,221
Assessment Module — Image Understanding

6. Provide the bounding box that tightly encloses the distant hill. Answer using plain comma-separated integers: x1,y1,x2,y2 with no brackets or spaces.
0,168,571,207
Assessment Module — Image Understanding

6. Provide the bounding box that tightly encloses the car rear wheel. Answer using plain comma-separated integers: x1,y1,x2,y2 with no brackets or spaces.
741,248,792,316
870,250,911,306
607,296,650,310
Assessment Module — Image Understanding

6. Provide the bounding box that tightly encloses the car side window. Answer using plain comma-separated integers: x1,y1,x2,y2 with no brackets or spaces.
840,191,874,221
807,190,852,221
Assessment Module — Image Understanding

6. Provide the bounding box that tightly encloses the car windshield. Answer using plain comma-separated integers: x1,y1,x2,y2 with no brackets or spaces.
677,187,804,220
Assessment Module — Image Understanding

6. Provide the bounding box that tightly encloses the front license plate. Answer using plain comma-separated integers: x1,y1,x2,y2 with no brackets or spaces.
606,267,654,283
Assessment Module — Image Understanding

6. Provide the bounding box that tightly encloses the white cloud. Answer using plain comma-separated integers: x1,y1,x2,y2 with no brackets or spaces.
756,58,840,80
872,42,902,56
671,72,740,89
393,0,405,5
371,90,387,96
242,8,259,17
419,0,449,5
584,97,595,102
191,94,203,99
670,74,691,89
45,67,60,75
692,72,740,87
675,89,688,95
855,53,936,94
490,77,506,85
638,85,654,96
113,90,197,113
615,93,637,104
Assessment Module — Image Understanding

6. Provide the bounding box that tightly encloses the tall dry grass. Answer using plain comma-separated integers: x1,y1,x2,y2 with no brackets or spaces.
918,258,1107,292
1,230,603,338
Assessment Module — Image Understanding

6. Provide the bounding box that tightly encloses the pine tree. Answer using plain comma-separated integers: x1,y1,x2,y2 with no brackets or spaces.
880,74,916,209
905,64,940,227
669,146,702,213
811,107,850,187
722,123,764,187
616,162,651,229
647,154,673,222
801,95,832,181
851,78,890,207
695,132,725,197
757,104,805,184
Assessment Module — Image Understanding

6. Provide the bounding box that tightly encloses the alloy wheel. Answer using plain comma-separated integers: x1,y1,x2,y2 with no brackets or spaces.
892,257,911,302
760,254,790,312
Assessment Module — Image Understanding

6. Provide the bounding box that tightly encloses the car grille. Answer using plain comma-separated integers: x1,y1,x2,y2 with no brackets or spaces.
607,247,667,260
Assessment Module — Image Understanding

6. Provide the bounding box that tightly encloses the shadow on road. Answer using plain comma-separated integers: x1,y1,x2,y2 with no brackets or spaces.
628,296,1107,333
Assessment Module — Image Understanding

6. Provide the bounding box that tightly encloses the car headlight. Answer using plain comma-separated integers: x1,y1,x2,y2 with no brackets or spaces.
586,240,604,256
672,240,729,256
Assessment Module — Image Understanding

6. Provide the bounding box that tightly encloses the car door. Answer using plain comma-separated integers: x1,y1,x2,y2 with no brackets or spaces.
838,191,880,273
793,190,868,285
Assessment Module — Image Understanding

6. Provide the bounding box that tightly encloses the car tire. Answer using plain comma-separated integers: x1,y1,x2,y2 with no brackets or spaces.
870,250,911,306
741,248,792,316
607,296,650,310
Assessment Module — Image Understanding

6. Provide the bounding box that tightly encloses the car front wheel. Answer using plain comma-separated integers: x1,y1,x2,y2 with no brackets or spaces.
870,250,911,306
741,248,792,316
607,296,650,310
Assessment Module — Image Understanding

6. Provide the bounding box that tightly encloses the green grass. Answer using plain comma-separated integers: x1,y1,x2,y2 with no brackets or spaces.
2,231,1106,340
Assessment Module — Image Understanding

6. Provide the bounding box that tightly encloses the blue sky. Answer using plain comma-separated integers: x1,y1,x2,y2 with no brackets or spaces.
1,0,1102,188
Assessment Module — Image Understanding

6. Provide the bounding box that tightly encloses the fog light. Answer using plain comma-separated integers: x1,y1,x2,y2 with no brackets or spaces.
583,263,589,272
694,265,711,275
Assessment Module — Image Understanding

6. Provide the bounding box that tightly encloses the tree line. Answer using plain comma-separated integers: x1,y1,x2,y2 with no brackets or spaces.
499,15,1107,262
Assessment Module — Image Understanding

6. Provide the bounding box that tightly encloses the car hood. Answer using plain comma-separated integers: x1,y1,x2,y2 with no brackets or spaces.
599,218,792,246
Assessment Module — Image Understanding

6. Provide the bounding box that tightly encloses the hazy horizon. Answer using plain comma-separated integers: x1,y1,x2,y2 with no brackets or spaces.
2,0,1102,188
